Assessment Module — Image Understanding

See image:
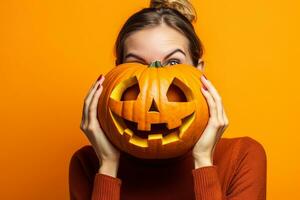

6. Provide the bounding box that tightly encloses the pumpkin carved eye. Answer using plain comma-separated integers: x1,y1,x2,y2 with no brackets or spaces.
121,80,140,101
166,77,192,102
110,76,140,101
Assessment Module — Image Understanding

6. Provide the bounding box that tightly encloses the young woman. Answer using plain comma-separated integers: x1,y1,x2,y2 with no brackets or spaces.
69,0,267,199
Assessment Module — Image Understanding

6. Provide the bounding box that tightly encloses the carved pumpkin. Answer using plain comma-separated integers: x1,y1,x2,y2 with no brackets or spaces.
97,61,209,159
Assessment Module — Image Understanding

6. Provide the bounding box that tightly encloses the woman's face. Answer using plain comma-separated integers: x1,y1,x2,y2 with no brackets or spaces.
123,24,203,71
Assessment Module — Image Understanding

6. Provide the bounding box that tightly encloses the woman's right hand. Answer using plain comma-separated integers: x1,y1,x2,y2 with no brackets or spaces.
80,75,120,177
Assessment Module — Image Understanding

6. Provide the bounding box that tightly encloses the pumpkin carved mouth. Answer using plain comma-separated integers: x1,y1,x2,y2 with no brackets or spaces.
109,109,195,147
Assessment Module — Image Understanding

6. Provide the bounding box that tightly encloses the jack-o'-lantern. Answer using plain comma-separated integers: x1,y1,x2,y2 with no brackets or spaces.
97,61,209,159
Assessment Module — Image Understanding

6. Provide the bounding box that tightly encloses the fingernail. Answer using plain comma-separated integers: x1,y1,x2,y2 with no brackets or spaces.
97,74,103,81
202,85,208,91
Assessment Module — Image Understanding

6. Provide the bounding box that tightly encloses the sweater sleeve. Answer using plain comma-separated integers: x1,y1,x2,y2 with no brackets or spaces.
192,165,223,199
91,173,121,200
69,148,121,200
192,137,267,200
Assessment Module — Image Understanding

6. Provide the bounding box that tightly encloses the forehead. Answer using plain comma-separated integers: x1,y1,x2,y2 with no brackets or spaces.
124,24,189,57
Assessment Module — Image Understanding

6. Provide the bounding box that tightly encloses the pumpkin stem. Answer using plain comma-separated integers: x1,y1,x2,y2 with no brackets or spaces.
149,60,163,68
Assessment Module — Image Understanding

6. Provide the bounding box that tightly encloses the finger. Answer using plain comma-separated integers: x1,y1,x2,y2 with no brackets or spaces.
85,75,103,101
213,109,228,145
222,104,228,124
88,84,104,123
214,107,228,151
201,86,217,121
220,107,229,133
85,75,105,105
201,76,222,103
83,83,101,126
211,129,222,156
85,76,104,122
201,76,224,127
83,75,105,125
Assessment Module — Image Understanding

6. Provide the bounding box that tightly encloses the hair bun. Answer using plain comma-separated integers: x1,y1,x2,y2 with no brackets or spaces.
150,0,197,23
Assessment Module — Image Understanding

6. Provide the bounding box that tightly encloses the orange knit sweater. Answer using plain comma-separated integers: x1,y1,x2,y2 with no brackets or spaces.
69,136,267,200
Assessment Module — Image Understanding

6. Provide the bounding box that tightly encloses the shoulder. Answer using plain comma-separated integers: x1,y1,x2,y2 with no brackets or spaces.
69,145,99,181
216,136,267,167
239,136,267,164
221,136,267,169
219,136,266,156
71,145,97,160
235,136,266,159
70,145,99,167
216,137,267,198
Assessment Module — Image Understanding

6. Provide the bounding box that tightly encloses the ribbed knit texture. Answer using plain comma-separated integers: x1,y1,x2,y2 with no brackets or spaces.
92,174,121,200
69,136,267,200
192,166,223,199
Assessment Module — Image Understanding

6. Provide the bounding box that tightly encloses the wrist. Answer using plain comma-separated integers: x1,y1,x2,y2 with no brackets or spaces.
193,154,213,169
98,160,119,178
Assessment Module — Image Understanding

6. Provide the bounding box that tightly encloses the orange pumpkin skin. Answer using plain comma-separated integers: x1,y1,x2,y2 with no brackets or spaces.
97,62,209,159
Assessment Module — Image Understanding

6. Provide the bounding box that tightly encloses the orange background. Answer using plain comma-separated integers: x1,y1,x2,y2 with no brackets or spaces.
0,0,299,199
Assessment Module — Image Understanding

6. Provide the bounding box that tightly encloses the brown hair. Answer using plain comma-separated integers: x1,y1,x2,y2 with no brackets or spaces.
114,0,204,67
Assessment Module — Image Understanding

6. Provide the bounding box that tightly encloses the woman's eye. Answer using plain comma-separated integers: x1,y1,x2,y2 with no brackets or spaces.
166,59,181,66
125,60,146,65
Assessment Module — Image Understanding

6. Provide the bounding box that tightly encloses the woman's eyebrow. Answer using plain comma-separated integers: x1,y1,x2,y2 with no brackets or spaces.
124,53,147,63
124,48,186,63
164,49,186,60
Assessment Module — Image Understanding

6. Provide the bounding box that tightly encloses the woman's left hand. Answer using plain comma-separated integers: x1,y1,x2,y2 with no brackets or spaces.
192,75,229,168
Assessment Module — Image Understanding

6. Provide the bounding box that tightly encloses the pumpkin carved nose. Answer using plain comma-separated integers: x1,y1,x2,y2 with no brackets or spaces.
149,99,159,112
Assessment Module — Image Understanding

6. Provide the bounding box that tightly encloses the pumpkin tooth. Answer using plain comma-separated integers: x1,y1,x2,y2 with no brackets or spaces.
148,134,163,140
162,132,180,145
124,128,133,137
137,122,151,131
128,136,148,147
148,134,163,147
